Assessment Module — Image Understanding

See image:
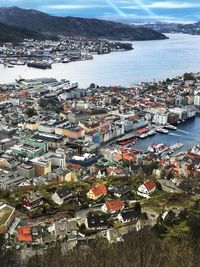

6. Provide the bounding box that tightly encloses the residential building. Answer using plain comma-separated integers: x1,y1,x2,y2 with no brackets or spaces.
18,226,32,242
118,209,139,223
102,199,125,213
22,191,43,210
108,185,130,198
137,180,156,198
52,188,72,205
57,169,77,183
87,184,107,200
85,215,109,230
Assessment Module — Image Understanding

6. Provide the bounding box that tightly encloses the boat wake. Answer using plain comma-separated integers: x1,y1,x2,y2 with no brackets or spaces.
177,129,192,135
169,133,184,137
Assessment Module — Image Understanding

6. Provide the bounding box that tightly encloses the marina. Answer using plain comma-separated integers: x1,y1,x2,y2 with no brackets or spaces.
134,117,200,152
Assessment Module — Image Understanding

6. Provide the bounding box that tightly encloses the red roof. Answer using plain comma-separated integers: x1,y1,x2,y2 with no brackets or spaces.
91,184,107,197
160,159,165,165
144,180,156,192
105,199,124,212
18,226,32,242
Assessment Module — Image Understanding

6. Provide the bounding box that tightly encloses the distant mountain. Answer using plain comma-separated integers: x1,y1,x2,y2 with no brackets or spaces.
0,7,167,41
143,22,200,35
0,22,57,44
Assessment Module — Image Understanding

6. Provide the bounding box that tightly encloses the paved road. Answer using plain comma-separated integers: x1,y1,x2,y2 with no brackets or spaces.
76,205,103,220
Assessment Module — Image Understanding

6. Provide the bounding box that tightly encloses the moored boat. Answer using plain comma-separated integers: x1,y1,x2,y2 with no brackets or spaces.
164,124,177,130
139,133,149,139
148,130,156,136
157,128,169,134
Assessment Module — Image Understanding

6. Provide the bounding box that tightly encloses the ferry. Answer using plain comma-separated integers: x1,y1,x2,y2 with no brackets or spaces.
27,62,52,69
156,128,169,134
164,124,177,130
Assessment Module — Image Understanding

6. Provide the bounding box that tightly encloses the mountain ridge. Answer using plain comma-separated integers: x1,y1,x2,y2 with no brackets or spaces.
0,6,167,41
0,22,57,44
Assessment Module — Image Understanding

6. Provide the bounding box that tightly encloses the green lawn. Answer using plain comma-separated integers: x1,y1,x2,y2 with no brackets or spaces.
0,206,14,226
141,192,198,213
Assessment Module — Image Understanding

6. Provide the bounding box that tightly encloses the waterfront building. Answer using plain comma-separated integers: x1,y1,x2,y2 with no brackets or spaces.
153,112,168,125
194,93,200,106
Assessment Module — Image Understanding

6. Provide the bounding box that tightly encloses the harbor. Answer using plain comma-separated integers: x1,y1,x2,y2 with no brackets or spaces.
134,117,199,152
1,34,200,86
113,116,199,154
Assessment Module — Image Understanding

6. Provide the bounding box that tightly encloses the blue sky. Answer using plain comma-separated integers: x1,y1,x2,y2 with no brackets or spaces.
0,0,200,23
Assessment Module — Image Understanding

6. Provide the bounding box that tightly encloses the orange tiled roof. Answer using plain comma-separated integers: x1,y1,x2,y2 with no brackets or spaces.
105,199,124,212
113,153,122,161
18,226,32,242
123,153,132,161
160,159,165,165
91,184,107,197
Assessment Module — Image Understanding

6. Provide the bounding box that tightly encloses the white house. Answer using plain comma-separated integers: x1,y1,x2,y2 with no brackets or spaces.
118,209,138,223
52,188,72,205
137,179,156,198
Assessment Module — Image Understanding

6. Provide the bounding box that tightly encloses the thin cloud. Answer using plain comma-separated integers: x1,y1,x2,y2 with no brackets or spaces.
149,1,200,9
44,5,106,10
122,1,200,10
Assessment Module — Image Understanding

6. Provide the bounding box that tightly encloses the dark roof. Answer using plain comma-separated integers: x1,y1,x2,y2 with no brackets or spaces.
87,215,109,228
120,209,138,221
109,184,130,196
33,134,63,143
25,191,43,203
56,188,71,199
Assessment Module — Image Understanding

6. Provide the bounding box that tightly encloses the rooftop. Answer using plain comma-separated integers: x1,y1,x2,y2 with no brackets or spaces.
0,204,15,227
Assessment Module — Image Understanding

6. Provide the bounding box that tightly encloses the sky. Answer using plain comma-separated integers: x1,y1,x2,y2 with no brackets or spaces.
0,0,199,24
